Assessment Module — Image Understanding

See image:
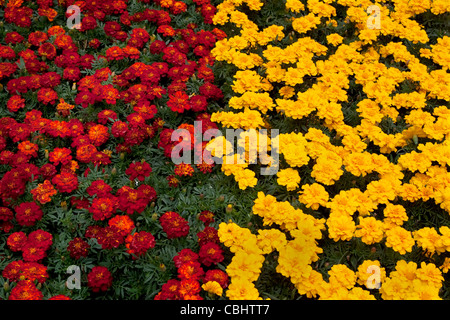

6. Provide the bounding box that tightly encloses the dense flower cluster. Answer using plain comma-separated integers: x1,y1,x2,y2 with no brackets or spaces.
0,0,225,300
209,0,450,300
155,211,228,300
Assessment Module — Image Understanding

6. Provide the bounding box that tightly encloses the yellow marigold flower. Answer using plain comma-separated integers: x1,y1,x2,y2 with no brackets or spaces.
226,278,261,300
298,183,329,211
326,214,355,241
328,264,356,290
285,0,305,12
218,222,253,248
348,287,377,300
356,260,386,288
379,276,410,300
383,203,408,226
416,262,444,289
202,281,223,296
365,179,397,205
233,167,258,190
355,216,384,245
278,86,295,98
384,226,415,255
256,229,287,254
439,226,450,252
326,33,343,46
226,251,264,282
253,192,278,218
276,168,301,191
413,227,444,254
410,280,442,300
440,257,450,273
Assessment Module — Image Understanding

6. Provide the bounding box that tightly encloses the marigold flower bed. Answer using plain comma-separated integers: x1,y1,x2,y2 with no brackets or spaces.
0,0,449,301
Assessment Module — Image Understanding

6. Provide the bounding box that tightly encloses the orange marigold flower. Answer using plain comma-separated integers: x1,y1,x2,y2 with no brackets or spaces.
18,141,38,157
31,180,57,204
88,124,109,147
123,46,140,59
8,280,43,300
108,215,135,236
47,26,65,37
38,7,57,21
52,171,78,193
48,147,72,166
174,162,195,177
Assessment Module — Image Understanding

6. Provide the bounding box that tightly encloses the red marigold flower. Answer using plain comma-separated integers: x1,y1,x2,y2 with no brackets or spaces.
49,147,72,166
137,184,157,202
100,84,119,105
106,46,125,61
198,210,214,226
39,163,57,180
189,95,208,112
173,248,199,268
87,266,113,293
171,1,187,14
74,90,96,108
178,279,201,297
7,95,25,112
0,206,13,223
21,262,49,284
96,225,125,250
196,161,214,174
125,231,156,258
28,229,53,251
97,109,118,124
76,144,98,163
5,31,24,45
108,215,135,236
155,279,182,300
37,87,58,105
86,180,113,198
123,45,141,59
17,141,38,158
167,175,179,188
111,120,129,138
52,171,78,193
14,202,43,227
67,237,90,260
85,225,103,239
199,81,223,100
125,160,152,181
31,180,57,204
157,25,175,37
38,42,57,60
149,40,166,54
89,196,118,221
204,269,229,289
133,100,157,120
2,260,24,282
117,186,148,215
198,242,224,267
159,211,190,239
7,231,27,252
63,66,81,81
197,226,220,246
8,280,43,300
22,244,46,262
88,124,109,147
174,163,195,177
